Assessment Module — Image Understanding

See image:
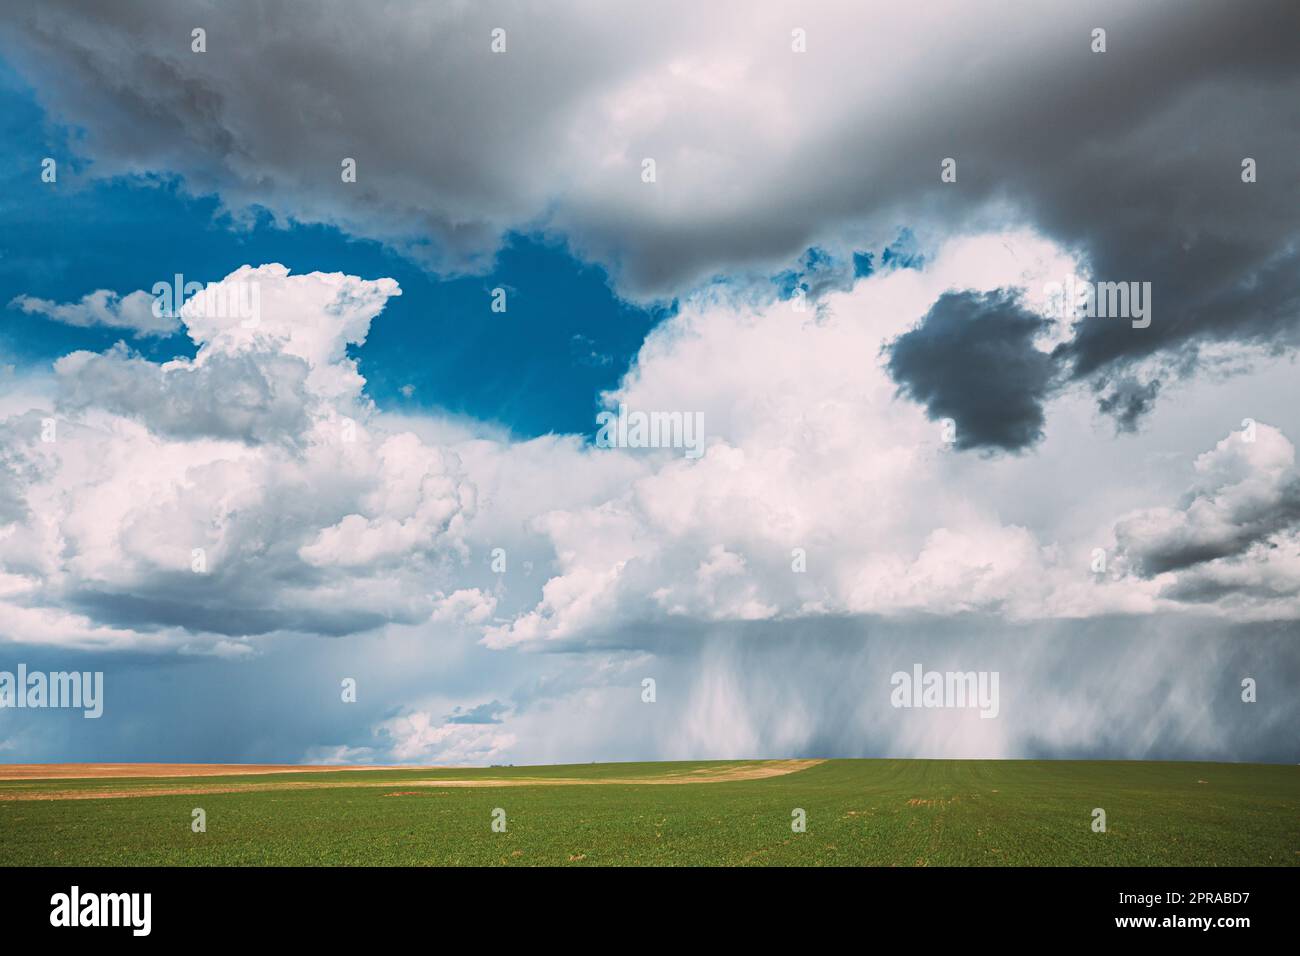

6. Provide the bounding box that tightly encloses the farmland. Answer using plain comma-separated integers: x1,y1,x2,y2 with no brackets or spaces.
0,759,1295,866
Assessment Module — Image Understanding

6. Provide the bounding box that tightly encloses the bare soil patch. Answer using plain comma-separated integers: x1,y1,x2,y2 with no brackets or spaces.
0,759,826,801
0,763,433,781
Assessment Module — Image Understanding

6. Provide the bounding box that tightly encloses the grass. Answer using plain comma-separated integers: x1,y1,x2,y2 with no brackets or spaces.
0,759,1295,866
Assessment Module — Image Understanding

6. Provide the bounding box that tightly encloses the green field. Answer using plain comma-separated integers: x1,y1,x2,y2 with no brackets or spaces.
1,759,1296,866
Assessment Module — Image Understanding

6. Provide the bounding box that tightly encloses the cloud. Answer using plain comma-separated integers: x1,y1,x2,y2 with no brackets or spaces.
482,233,1300,647
0,264,472,646
51,264,401,444
1115,422,1300,575
10,289,180,336
303,616,1300,766
429,588,497,626
1110,422,1300,615
302,744,378,765
55,344,314,445
886,290,1056,451
4,239,1297,663
4,0,1299,433
375,711,516,764
482,234,1166,648
445,700,509,725
1095,374,1162,433
298,433,472,568
1,251,1296,764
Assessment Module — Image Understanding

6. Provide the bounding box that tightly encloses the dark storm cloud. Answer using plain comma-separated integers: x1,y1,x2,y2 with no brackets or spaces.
1106,421,1300,609
7,615,1296,763
0,0,655,275
2,1,1298,435
1160,563,1300,605
1094,376,1162,434
1118,476,1300,577
664,615,1300,764
67,588,404,639
886,290,1055,451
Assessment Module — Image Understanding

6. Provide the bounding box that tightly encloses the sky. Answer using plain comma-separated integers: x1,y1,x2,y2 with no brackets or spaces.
0,0,1297,765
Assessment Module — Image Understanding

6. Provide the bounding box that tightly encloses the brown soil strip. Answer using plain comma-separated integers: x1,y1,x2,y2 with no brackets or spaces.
0,763,437,780
0,759,825,801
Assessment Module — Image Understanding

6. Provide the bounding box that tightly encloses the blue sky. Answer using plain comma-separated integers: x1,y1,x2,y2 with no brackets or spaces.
0,61,678,438
0,57,916,439
0,2,1297,767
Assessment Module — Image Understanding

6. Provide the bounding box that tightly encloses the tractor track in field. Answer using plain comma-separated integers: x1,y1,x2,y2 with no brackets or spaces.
0,759,826,801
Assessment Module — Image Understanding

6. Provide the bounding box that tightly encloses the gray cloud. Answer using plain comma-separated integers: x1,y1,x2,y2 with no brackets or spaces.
1125,481,1300,576
3,1,1298,430
1095,375,1162,434
445,700,509,725
0,267,472,646
2,2,1299,767
5,615,1295,764
56,344,314,445
886,290,1055,452
1114,423,1300,577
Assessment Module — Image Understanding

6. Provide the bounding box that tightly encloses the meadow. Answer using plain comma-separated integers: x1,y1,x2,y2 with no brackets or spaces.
0,759,1295,866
